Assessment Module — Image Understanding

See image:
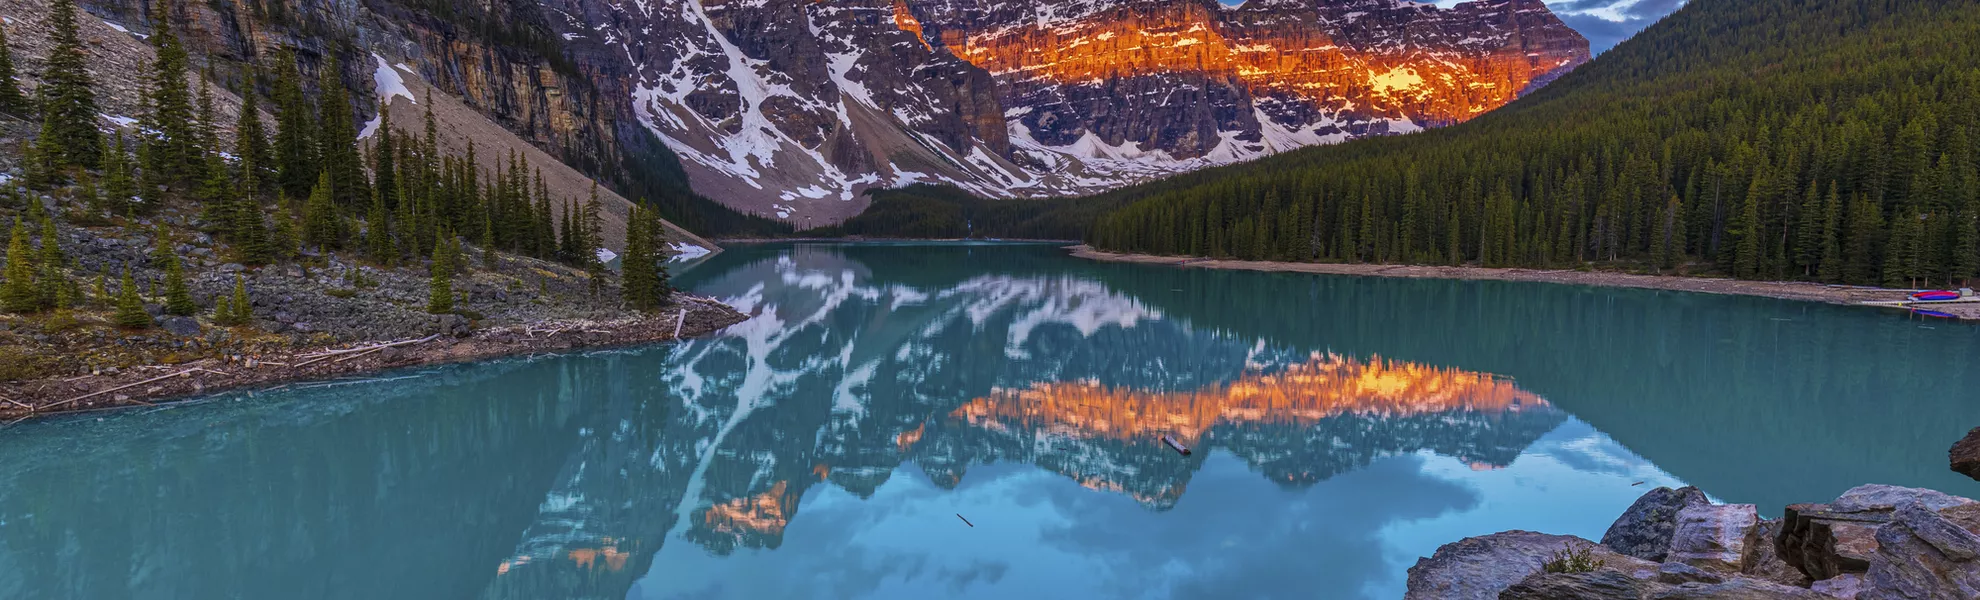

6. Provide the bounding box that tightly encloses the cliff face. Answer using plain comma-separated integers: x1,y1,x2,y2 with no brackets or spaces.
572,0,1588,224
69,0,1585,227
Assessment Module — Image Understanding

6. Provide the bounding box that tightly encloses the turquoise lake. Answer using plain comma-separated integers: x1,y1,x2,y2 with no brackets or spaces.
0,241,1975,599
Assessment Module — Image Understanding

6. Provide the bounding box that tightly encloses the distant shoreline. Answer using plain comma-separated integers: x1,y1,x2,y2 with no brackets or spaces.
1066,245,1980,319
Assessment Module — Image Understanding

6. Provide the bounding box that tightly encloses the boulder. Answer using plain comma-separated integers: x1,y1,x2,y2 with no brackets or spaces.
1405,531,1655,600
1859,502,1980,600
1499,570,1651,600
157,316,201,338
1779,485,1975,581
1603,486,1711,561
1655,562,1724,585
1743,519,1812,587
1810,574,1865,599
1668,502,1760,574
1650,579,1832,599
1953,427,1980,482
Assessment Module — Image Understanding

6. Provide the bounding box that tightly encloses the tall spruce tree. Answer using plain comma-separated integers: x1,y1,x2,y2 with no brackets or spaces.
302,171,341,249
315,53,367,210
0,20,27,116
272,49,317,200
141,1,198,191
102,134,137,209
39,0,102,170
620,205,655,310
426,234,453,314
374,110,397,210
365,185,392,263
234,79,275,195
162,251,194,316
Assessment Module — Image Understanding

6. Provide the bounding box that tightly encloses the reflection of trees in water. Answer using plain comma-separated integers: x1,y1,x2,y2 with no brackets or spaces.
1073,262,1980,510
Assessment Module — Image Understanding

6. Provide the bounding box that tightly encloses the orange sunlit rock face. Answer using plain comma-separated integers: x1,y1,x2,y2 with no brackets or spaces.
952,353,1544,446
895,0,933,51
951,2,1573,126
701,481,798,543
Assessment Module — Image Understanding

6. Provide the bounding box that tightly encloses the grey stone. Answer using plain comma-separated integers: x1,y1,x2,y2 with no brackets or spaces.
1650,579,1830,599
1405,532,1655,600
1668,503,1760,574
1831,484,1974,514
1656,562,1724,585
1952,427,1980,482
1603,487,1710,561
1859,503,1980,600
1781,486,1977,581
157,316,200,337
1810,574,1865,599
1499,570,1650,600
218,263,246,273
292,322,313,333
1744,519,1812,587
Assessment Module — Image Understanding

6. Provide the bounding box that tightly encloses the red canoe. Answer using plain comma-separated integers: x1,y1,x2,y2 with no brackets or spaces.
1911,291,1961,301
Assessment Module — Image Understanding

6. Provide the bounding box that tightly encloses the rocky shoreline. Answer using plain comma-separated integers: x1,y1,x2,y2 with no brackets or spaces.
1403,483,1980,599
0,295,746,421
1067,245,1980,320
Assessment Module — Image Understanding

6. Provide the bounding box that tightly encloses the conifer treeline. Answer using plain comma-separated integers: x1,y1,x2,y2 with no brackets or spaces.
2,0,680,320
1088,0,1980,288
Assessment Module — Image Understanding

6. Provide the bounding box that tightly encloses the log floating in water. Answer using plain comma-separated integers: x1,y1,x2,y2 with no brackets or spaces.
956,514,974,527
1161,435,1191,456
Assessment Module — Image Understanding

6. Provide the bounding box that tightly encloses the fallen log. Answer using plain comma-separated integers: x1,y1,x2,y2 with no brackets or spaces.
44,367,208,412
293,335,440,368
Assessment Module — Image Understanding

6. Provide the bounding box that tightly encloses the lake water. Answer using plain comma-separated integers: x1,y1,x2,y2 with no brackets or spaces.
1,241,1975,599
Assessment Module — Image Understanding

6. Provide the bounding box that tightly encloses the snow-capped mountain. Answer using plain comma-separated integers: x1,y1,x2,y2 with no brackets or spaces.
550,0,1589,224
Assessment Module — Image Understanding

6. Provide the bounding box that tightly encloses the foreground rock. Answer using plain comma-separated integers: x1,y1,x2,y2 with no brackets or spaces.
1603,486,1710,561
1403,532,1655,600
1954,427,1980,482
1406,485,1980,600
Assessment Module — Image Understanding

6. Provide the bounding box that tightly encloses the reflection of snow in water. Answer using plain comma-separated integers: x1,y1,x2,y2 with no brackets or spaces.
652,251,1166,545
943,276,1160,359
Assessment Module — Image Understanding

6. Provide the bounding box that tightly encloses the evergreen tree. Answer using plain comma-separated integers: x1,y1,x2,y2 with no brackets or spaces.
1844,196,1885,285
365,185,392,263
272,48,317,200
582,182,605,293
0,20,27,116
113,269,151,329
102,134,137,209
1818,187,1844,283
229,274,252,324
426,236,453,314
620,205,655,310
1956,194,1980,286
316,53,367,209
302,172,342,249
90,271,106,308
374,110,397,210
191,73,217,184
2,219,36,313
1884,210,1926,288
161,251,194,316
38,0,102,170
271,194,301,260
35,216,64,309
141,1,197,191
234,78,275,195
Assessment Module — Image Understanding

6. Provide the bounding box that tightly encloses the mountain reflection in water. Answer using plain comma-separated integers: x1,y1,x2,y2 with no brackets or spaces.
0,241,1972,600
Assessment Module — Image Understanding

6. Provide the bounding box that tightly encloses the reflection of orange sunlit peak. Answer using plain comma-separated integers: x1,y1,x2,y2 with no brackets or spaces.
896,424,926,453
702,481,796,540
952,353,1544,446
568,546,630,572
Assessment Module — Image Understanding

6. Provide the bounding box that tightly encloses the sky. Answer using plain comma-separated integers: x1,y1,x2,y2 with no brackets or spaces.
1212,0,1688,54
1517,0,1690,53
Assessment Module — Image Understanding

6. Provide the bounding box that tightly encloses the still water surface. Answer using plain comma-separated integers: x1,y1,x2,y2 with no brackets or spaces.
1,242,1975,599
